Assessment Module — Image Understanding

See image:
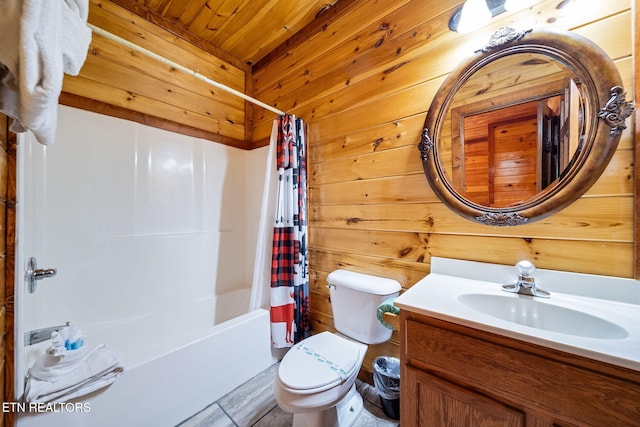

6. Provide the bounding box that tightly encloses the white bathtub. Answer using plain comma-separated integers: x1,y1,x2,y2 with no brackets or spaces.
16,308,277,427
15,107,276,427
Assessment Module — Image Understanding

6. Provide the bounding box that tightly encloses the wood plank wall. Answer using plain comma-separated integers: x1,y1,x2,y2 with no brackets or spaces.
252,0,636,376
0,115,9,427
635,0,640,280
62,0,249,149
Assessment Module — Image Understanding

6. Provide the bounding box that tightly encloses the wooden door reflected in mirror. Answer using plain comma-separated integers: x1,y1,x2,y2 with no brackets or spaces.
451,82,585,208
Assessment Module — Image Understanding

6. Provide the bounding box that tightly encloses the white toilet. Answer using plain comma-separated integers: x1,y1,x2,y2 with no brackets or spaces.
274,269,401,427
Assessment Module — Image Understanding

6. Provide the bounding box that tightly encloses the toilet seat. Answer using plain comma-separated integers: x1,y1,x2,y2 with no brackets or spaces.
278,332,366,394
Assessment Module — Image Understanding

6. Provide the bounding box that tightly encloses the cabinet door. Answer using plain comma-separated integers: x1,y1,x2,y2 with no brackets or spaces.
404,366,524,427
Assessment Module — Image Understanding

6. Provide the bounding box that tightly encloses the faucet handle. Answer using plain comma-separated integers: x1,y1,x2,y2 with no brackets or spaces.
516,260,535,277
504,260,549,298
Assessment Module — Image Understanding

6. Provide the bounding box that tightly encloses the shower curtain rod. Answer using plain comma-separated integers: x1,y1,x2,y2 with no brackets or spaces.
88,23,286,116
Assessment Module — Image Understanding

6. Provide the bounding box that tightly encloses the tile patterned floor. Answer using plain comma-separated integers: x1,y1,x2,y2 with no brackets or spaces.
176,363,400,427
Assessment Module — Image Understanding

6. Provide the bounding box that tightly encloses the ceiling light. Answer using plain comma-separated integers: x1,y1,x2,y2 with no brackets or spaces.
456,0,492,34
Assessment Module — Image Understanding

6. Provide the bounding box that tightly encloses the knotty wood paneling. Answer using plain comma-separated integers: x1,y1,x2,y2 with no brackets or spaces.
252,0,632,140
0,115,10,427
254,0,636,375
116,0,338,66
636,0,640,279
63,0,248,148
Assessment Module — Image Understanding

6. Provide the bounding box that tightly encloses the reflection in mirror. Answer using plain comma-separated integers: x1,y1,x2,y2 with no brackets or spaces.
441,53,587,208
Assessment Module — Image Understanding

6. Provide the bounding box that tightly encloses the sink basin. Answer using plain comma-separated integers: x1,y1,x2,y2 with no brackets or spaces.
458,293,629,339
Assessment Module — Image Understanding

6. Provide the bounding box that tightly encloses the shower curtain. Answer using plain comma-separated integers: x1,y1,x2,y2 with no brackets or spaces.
251,114,310,348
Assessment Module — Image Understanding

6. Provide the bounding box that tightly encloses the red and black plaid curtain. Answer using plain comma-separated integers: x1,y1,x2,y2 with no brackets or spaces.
270,115,310,347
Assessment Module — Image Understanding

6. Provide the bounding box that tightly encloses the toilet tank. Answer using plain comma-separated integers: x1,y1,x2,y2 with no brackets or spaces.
327,269,401,344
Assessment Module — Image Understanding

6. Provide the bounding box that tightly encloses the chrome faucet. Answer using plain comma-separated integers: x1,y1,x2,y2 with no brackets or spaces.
502,260,549,298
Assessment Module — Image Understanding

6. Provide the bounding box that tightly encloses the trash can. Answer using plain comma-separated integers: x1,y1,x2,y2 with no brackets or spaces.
373,356,400,420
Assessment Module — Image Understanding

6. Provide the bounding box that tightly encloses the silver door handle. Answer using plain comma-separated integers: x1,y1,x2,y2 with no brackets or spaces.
34,268,57,279
26,257,57,294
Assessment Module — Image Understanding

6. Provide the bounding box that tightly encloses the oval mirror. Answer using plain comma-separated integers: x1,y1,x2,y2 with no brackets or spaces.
419,27,633,226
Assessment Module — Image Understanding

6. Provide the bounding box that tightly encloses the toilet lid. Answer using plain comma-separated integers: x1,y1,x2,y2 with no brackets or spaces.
279,332,365,392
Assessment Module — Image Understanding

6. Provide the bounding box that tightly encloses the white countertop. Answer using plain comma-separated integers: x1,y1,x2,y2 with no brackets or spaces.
395,258,640,372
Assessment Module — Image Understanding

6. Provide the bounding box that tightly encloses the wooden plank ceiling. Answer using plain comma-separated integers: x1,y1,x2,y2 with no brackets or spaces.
111,0,341,66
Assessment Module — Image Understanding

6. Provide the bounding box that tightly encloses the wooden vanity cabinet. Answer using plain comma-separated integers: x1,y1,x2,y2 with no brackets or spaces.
400,311,640,426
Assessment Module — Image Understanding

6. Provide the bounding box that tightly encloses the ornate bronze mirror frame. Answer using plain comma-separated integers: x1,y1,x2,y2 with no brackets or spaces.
419,27,633,226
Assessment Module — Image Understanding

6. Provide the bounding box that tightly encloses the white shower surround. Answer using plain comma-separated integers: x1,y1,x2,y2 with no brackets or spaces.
15,106,276,426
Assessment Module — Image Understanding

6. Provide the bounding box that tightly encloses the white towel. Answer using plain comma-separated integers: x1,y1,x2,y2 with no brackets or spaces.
0,0,91,145
24,344,125,404
62,0,91,75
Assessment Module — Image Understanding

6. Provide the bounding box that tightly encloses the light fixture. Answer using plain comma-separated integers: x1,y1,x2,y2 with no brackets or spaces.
449,0,536,33
456,0,492,34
